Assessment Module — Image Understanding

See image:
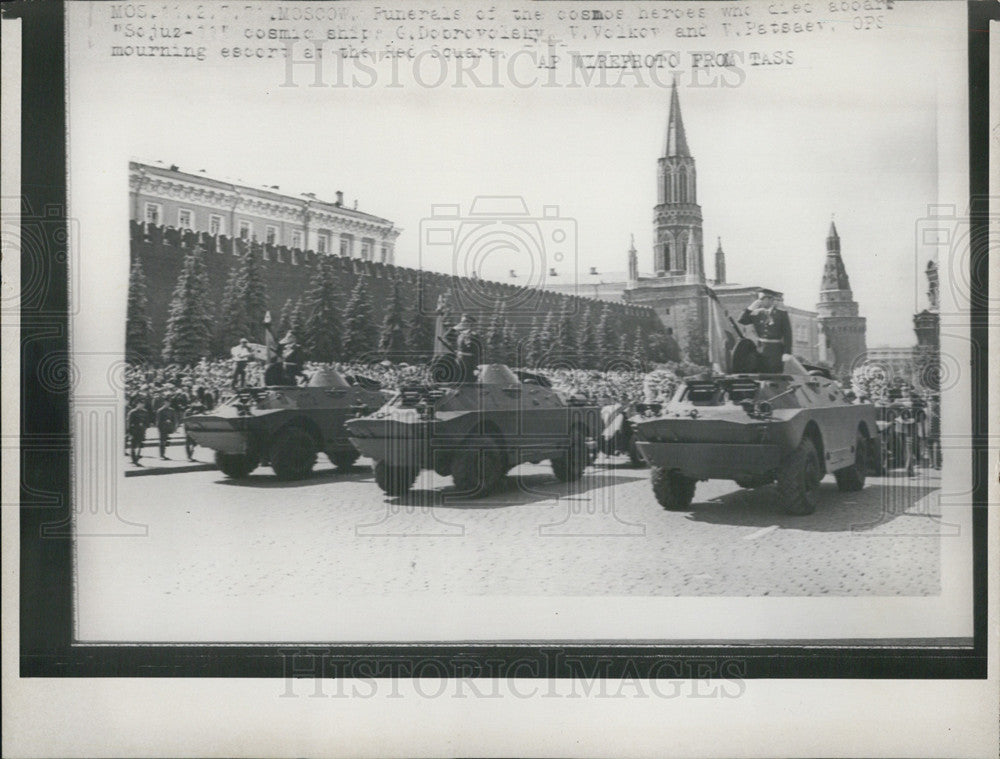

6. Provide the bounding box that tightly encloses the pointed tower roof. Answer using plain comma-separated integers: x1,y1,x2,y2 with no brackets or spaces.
827,219,839,241
821,220,852,292
664,79,691,158
715,236,723,253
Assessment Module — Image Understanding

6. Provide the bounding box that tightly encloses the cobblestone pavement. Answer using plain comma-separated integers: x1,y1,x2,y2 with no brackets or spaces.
75,456,943,640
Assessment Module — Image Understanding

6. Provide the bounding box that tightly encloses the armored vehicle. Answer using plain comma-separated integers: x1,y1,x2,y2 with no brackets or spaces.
184,368,389,480
632,357,879,515
345,364,601,498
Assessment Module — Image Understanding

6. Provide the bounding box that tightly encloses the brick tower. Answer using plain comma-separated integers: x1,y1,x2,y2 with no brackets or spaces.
816,220,867,377
653,79,703,280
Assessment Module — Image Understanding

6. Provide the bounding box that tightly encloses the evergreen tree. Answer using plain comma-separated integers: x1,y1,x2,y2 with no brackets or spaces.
524,316,543,368
595,306,614,362
301,256,342,362
557,312,579,367
576,304,597,369
404,299,435,357
161,245,213,364
279,298,295,338
629,325,647,371
288,298,306,340
242,244,269,339
341,277,376,362
215,248,270,353
215,263,247,356
503,319,521,367
378,278,406,360
535,310,559,368
684,304,709,366
125,258,151,364
485,299,508,364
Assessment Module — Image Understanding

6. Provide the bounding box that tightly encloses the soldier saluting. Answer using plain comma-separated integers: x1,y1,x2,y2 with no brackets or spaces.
738,288,792,374
443,314,482,383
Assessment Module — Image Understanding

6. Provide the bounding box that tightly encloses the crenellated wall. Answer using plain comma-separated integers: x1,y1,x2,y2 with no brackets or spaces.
131,221,663,355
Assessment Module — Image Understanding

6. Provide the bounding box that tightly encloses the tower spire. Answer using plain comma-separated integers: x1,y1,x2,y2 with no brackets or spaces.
714,236,726,284
664,77,690,158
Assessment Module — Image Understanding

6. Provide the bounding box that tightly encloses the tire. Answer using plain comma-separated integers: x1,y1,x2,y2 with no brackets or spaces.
651,467,696,511
329,449,360,471
451,436,505,497
626,433,646,468
551,425,588,483
374,459,418,497
215,451,257,479
868,437,885,476
834,432,868,492
776,436,821,515
269,427,317,481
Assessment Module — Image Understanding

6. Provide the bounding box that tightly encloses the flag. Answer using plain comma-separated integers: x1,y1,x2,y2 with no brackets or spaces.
704,286,740,374
263,311,279,362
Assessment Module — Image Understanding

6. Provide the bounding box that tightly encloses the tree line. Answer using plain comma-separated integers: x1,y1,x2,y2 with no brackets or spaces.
126,245,682,370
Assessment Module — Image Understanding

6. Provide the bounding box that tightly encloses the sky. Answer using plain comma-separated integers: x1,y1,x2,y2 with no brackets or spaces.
67,0,968,348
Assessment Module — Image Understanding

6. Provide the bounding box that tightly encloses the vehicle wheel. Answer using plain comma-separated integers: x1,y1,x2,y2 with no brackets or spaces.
551,425,588,482
329,449,360,471
835,432,868,492
374,459,418,497
651,467,696,511
868,437,885,476
776,436,821,515
451,436,505,497
215,451,257,479
626,433,646,468
269,427,317,481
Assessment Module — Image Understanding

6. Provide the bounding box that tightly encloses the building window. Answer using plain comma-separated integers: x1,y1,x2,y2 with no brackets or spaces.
291,230,303,250
265,225,278,245
339,234,353,257
317,233,328,254
238,220,252,240
144,202,162,225
209,214,224,236
178,208,194,230
380,245,388,263
361,239,373,261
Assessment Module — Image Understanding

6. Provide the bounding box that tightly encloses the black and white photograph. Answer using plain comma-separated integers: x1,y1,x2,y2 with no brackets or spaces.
3,0,996,756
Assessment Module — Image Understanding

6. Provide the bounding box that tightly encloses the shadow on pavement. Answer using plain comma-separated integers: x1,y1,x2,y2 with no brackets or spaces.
685,476,940,533
394,469,648,511
213,466,374,489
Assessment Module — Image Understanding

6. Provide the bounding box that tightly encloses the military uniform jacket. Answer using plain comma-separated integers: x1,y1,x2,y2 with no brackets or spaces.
738,307,793,354
455,329,482,364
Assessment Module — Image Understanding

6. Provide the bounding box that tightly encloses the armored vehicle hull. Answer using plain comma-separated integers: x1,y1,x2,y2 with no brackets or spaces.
185,371,388,480
633,367,879,515
346,364,601,498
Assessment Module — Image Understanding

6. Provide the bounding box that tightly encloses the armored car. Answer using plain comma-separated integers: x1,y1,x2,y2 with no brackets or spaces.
345,364,601,498
184,368,388,480
632,358,879,515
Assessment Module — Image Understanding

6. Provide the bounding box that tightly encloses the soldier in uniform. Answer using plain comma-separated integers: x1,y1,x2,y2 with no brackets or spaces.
126,399,151,466
154,395,177,460
280,332,306,385
738,288,793,374
445,314,482,383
